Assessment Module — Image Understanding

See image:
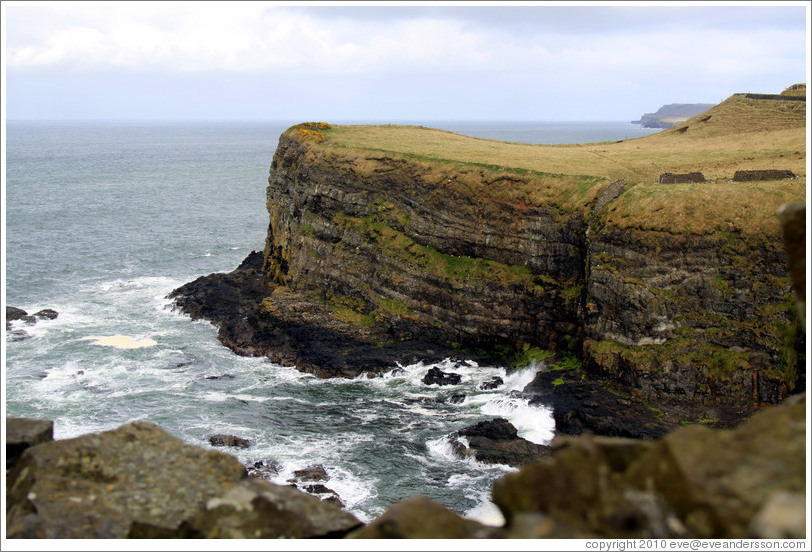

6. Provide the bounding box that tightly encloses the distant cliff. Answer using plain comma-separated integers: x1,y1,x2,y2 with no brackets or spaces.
633,103,716,128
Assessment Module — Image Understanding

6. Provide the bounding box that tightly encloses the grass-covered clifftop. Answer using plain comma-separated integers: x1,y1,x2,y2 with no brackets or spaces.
300,91,804,237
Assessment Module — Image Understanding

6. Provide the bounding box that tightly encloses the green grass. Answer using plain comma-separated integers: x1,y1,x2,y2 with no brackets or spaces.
288,92,805,237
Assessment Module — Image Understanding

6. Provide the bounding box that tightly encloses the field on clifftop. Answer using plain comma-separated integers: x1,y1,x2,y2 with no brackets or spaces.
312,92,806,237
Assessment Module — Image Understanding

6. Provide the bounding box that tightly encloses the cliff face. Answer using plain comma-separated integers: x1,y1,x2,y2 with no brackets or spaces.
265,131,587,353
583,226,799,419
261,124,801,420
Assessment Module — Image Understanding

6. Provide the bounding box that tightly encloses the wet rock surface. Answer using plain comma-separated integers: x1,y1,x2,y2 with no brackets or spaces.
450,418,551,467
209,434,252,448
422,366,462,386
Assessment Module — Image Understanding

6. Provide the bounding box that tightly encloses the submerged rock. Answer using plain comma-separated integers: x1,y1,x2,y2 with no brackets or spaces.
450,418,550,467
6,306,36,328
246,459,282,479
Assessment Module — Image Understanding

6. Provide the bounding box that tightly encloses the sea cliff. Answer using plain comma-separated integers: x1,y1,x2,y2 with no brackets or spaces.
172,91,805,429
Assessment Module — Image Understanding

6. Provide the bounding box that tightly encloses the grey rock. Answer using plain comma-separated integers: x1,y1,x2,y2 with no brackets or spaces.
6,421,246,538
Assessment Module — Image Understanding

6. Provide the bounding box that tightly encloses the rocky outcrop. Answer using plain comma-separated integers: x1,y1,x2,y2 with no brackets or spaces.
169,250,466,377
5,419,361,539
209,434,252,448
347,495,497,538
422,366,461,386
449,418,551,467
262,128,587,355
132,479,361,538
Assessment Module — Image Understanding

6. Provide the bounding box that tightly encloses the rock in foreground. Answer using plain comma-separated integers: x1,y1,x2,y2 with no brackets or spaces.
492,395,807,539
6,421,247,538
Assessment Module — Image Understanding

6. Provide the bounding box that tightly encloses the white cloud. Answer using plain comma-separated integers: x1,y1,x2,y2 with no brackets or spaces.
7,2,802,82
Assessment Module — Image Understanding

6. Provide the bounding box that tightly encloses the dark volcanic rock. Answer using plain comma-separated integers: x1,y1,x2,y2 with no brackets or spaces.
33,309,59,320
450,418,551,467
6,306,36,327
480,376,504,390
169,251,461,378
209,433,252,448
523,368,673,439
291,465,330,482
5,421,246,538
422,367,462,386
246,459,282,479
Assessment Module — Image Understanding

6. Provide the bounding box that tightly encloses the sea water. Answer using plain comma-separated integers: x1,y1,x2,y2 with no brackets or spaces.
4,120,659,523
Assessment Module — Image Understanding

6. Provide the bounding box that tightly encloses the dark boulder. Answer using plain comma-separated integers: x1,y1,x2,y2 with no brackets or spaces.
291,465,330,482
480,376,504,390
6,306,36,327
246,459,282,479
422,367,461,386
209,434,252,448
450,418,551,467
33,309,59,320
448,394,466,404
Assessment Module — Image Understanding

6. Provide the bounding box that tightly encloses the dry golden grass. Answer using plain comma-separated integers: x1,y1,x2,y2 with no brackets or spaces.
309,94,806,237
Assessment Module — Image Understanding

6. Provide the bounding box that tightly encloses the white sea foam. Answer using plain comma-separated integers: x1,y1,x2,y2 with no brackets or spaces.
82,335,158,348
464,498,506,527
480,395,555,445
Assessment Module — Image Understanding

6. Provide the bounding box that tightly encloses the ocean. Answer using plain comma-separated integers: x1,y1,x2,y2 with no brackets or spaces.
3,120,660,524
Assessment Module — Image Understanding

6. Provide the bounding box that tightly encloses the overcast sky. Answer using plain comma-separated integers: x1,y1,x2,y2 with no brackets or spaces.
2,1,808,122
